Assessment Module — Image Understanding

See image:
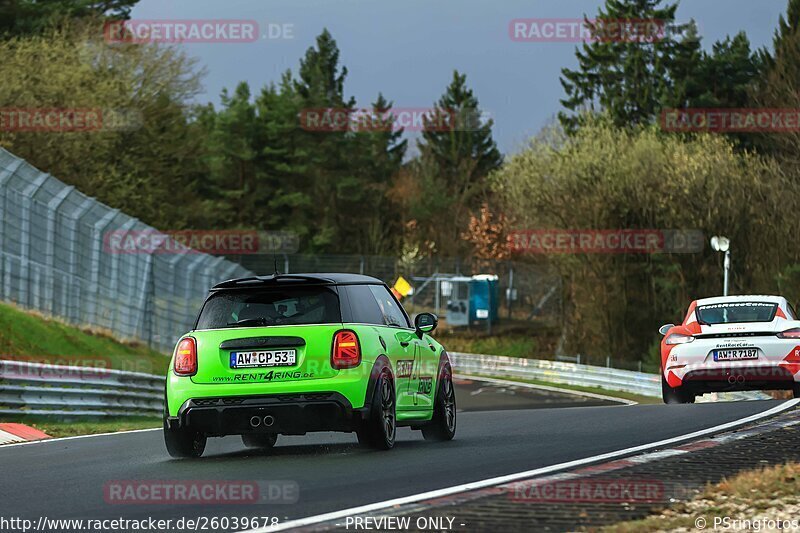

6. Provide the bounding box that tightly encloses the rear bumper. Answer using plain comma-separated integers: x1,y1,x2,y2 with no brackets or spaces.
665,339,800,392
665,363,798,392
166,392,368,436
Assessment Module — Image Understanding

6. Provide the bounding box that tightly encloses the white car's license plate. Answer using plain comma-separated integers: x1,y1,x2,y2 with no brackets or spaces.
713,348,758,361
230,350,296,368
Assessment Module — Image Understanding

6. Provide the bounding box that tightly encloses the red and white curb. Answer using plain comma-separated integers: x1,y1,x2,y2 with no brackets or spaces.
0,423,51,444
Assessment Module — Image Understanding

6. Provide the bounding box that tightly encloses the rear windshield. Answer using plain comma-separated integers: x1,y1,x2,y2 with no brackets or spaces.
196,286,341,329
695,302,778,325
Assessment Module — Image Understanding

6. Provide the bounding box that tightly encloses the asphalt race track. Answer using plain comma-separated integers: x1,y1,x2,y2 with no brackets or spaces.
0,380,788,531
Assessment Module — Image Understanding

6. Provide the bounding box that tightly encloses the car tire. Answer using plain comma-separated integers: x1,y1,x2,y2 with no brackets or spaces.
241,433,278,449
163,420,206,458
793,384,800,399
357,367,396,450
422,362,456,442
661,374,695,404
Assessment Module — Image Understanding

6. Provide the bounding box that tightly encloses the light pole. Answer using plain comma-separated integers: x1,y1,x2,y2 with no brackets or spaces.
710,236,731,296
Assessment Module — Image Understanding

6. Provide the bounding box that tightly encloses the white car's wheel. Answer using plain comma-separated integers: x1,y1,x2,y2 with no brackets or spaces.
662,375,695,404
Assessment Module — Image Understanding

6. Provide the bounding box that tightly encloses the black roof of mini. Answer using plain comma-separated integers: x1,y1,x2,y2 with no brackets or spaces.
211,273,385,290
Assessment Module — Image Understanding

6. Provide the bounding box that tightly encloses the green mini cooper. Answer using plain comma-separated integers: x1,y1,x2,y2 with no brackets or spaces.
163,273,456,457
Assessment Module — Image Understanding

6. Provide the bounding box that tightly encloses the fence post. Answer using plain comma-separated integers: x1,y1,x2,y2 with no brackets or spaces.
0,159,22,302
69,198,94,323
45,185,74,315
88,209,120,324
108,217,137,335
19,173,50,308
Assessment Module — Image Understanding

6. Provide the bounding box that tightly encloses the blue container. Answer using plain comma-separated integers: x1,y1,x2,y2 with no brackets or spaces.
468,276,498,324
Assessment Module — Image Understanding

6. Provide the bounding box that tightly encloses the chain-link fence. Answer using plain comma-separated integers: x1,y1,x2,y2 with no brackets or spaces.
0,148,252,353
233,254,563,328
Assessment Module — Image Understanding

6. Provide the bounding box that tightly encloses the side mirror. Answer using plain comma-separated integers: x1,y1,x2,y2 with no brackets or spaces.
414,313,438,338
658,324,674,336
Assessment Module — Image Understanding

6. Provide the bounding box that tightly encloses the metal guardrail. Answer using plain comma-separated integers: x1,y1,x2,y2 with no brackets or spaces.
0,354,772,418
450,352,772,402
451,352,661,397
0,359,163,417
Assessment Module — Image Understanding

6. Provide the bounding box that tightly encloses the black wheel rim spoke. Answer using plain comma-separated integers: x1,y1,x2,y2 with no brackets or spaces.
381,375,395,439
443,374,455,430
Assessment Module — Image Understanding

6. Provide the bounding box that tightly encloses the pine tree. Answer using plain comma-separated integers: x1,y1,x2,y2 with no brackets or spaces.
292,29,359,251
416,70,502,255
559,0,700,130
202,82,260,228
255,74,314,241
351,93,407,254
753,0,800,161
0,0,138,36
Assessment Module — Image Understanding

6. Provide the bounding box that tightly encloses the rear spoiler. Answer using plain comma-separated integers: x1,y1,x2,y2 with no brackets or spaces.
694,331,775,339
211,274,335,290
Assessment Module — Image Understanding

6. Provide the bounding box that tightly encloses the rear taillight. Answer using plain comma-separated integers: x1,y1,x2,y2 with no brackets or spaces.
174,337,197,376
332,330,361,369
778,328,800,339
665,333,695,345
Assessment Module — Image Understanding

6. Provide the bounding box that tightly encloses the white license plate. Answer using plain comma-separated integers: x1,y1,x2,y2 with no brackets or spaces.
230,350,296,369
713,348,758,361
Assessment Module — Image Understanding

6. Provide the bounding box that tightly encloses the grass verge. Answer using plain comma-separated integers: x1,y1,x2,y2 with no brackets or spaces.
438,332,539,359
2,416,161,439
463,373,660,404
0,301,168,374
605,462,800,532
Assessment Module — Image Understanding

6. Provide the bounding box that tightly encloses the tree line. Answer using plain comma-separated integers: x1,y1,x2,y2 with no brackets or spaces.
0,3,502,258
5,0,800,361
492,0,800,361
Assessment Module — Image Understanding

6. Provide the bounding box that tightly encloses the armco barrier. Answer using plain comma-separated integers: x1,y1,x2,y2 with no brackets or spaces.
450,352,661,397
0,359,163,417
0,354,771,418
449,352,771,401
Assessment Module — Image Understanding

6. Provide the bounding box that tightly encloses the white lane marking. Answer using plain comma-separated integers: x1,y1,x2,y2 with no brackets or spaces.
461,374,638,405
244,399,799,533
0,427,160,449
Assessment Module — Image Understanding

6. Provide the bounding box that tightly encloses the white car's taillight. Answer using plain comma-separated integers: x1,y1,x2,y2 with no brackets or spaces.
778,328,800,339
665,333,695,345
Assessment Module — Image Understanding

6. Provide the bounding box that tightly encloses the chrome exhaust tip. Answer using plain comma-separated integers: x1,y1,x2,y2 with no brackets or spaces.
249,416,262,428
263,415,275,427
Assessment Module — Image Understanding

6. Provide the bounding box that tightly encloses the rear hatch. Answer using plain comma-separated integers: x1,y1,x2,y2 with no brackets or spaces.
191,325,340,384
189,284,342,385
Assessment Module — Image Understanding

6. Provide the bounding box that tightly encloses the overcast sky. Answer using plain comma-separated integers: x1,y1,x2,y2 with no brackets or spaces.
131,0,789,155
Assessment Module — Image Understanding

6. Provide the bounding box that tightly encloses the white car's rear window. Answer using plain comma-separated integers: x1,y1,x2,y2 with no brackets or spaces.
696,302,778,325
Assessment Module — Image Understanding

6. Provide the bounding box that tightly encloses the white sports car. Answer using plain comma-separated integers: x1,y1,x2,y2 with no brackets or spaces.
659,295,800,403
